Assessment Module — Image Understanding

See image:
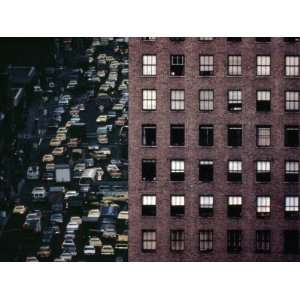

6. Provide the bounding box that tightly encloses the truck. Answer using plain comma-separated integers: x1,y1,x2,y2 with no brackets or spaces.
55,164,71,183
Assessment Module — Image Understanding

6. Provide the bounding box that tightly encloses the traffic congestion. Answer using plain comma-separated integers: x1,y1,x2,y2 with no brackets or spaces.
0,38,128,262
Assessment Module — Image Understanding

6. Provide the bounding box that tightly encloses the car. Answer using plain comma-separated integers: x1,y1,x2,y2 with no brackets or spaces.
49,138,62,147
70,115,80,123
55,133,67,141
63,246,77,257
54,107,65,114
84,245,96,256
45,163,55,171
42,154,54,163
96,115,108,123
87,209,101,221
70,216,82,225
26,256,39,262
78,104,85,111
50,224,61,235
37,246,52,258
115,243,128,251
89,237,102,249
74,163,86,172
64,190,79,199
64,233,76,240
107,164,120,173
66,222,79,231
42,172,54,181
85,158,94,167
52,147,65,156
60,252,72,261
112,103,125,111
27,166,40,180
102,227,117,239
101,245,114,256
32,186,47,200
97,134,108,144
50,213,63,223
57,127,68,134
62,239,75,249
13,205,27,215
67,138,80,148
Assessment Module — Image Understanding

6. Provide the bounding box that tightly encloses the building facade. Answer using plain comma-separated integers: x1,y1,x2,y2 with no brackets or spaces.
129,37,300,261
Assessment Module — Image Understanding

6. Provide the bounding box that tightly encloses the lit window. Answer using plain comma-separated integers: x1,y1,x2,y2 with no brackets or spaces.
285,56,299,77
170,90,185,111
256,196,271,218
199,230,213,252
170,160,185,181
199,37,214,41
199,55,214,76
285,196,299,218
142,55,156,76
142,195,156,216
285,91,299,112
227,196,242,218
199,195,214,217
256,55,271,76
228,55,242,76
285,161,299,182
199,90,214,111
142,230,156,251
228,160,242,182
170,195,185,216
228,90,242,111
256,161,271,182
256,126,271,147
257,90,271,112
142,89,156,111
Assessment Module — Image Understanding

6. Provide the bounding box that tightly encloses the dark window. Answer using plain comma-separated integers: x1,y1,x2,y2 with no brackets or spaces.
170,160,184,181
170,55,185,76
256,37,271,42
284,230,299,254
227,37,242,42
199,195,214,217
141,37,156,41
227,196,242,218
285,196,299,218
199,230,213,252
170,195,185,217
199,125,214,146
199,55,214,76
228,90,242,111
170,230,185,251
228,56,242,76
285,56,299,76
142,195,156,216
284,37,299,43
142,159,156,181
142,230,156,251
256,161,271,182
169,37,185,42
170,124,185,146
256,196,271,218
256,230,271,253
228,125,242,147
285,161,299,182
199,160,213,182
285,126,299,147
227,230,242,253
256,90,271,112
228,161,242,182
285,91,299,112
256,126,271,147
142,124,156,146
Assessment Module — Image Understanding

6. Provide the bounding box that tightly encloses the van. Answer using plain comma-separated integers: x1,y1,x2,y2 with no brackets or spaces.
32,187,47,201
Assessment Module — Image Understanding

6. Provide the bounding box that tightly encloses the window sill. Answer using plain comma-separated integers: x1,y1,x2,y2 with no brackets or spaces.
141,145,158,148
169,75,185,78
140,75,157,78
168,145,186,148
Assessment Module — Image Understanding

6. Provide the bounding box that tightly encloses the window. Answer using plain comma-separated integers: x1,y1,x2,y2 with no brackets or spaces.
285,161,299,182
227,230,242,253
256,126,271,147
256,196,271,218
285,91,299,112
199,90,214,111
142,230,156,251
169,37,185,42
170,230,185,251
199,195,214,217
285,196,299,218
285,126,299,147
170,55,185,76
142,195,156,216
228,160,242,182
142,55,156,76
199,37,214,41
170,195,185,216
227,37,242,42
284,37,299,43
142,89,157,111
256,55,271,76
170,124,185,146
285,56,299,77
199,125,214,146
256,37,271,42
228,55,242,76
199,55,214,76
257,90,271,112
228,125,242,147
199,160,214,182
141,37,156,41
199,230,213,252
142,124,156,146
256,230,271,253
142,159,156,181
256,161,271,182
228,90,242,111
227,196,242,218
170,160,184,181
284,230,299,254
170,89,185,111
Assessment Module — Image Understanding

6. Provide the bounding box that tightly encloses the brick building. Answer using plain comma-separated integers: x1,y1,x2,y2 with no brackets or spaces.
128,37,300,261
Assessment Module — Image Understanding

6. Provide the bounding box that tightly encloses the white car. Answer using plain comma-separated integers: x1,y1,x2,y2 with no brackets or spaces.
27,166,40,180
64,190,79,199
87,209,101,220
32,186,47,200
70,216,82,225
66,222,79,231
70,115,80,123
101,245,114,256
62,239,75,249
84,245,96,256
